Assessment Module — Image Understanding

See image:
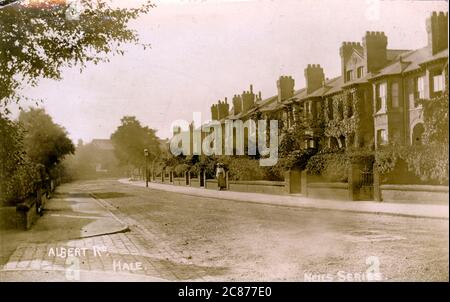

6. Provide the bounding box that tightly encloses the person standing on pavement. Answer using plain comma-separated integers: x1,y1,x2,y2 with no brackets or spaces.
216,163,226,190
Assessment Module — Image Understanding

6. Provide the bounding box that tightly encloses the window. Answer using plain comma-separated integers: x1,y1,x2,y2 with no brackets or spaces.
416,76,425,99
377,129,388,146
376,82,387,113
337,101,344,120
408,78,415,108
346,70,353,82
357,67,364,78
304,138,316,149
316,102,321,119
433,74,444,92
347,94,354,117
391,82,399,108
307,101,313,116
297,104,304,119
327,99,333,120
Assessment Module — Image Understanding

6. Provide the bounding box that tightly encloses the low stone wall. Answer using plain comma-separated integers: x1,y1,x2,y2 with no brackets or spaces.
0,184,51,230
206,179,218,189
163,176,287,194
150,168,449,205
228,180,286,195
163,176,171,184
15,197,39,230
190,178,201,188
380,184,449,204
307,182,350,201
173,177,186,186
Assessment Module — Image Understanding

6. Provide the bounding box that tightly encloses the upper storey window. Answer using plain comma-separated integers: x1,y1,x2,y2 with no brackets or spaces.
346,70,354,82
416,76,425,99
433,74,444,93
357,66,364,78
376,82,387,113
391,82,399,108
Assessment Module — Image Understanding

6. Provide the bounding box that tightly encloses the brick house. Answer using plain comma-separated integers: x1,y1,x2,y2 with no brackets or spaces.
206,11,447,156
171,11,447,200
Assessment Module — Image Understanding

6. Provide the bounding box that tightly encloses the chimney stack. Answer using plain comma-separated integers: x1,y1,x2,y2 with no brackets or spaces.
427,11,448,55
242,84,256,114
304,64,325,94
363,31,388,73
277,76,295,103
210,103,218,120
232,95,242,115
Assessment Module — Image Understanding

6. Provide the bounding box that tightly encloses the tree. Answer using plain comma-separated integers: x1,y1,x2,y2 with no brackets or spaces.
110,116,161,168
405,81,449,184
0,0,154,113
277,122,317,170
18,108,75,173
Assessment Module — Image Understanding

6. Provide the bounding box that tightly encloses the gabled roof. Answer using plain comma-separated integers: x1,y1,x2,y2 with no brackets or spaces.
353,46,364,58
387,49,411,62
372,46,448,79
282,88,307,104
342,73,372,88
420,48,449,65
257,96,282,112
249,95,278,113
212,44,446,120
309,76,342,97
225,94,279,120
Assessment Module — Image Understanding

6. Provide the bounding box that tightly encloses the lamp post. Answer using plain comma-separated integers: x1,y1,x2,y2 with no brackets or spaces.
144,148,149,187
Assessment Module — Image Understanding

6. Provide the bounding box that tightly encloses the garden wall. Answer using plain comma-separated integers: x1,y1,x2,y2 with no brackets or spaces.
306,182,350,200
150,169,449,205
227,180,286,195
380,184,449,204
190,178,201,188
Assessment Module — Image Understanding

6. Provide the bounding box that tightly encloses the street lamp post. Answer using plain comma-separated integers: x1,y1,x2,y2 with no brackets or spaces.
144,148,149,187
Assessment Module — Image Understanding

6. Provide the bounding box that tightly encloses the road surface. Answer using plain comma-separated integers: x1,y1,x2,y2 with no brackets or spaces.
1,179,448,281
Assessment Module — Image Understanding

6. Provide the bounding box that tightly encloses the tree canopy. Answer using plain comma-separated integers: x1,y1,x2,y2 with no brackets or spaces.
18,108,75,171
111,116,161,167
0,0,154,113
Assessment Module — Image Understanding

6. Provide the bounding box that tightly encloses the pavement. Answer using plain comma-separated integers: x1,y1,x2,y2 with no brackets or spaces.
0,183,170,281
119,179,449,220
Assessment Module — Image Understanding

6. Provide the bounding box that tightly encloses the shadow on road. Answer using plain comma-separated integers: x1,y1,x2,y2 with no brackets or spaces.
91,192,134,199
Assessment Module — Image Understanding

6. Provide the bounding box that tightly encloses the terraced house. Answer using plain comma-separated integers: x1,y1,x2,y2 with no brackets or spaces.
174,11,448,202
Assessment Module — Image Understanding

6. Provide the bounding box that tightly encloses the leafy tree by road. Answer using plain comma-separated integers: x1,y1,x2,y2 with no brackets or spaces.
18,108,75,173
111,116,161,168
0,108,73,204
0,0,154,113
0,0,154,202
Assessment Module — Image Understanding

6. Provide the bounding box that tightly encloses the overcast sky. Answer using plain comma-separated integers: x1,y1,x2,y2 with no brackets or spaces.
19,0,448,143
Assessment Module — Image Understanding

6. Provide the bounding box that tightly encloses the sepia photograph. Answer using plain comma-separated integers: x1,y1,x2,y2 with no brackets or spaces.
0,0,448,288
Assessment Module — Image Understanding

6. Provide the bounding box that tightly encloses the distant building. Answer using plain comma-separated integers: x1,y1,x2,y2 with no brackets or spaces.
88,139,117,174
